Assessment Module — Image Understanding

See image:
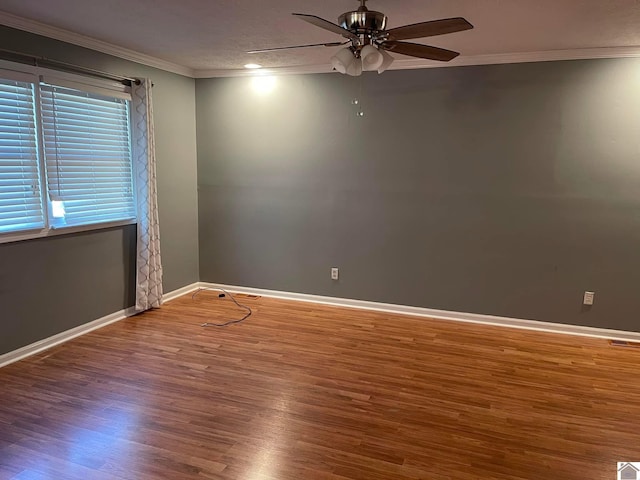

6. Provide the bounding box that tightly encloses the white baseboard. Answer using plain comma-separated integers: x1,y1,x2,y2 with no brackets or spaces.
163,282,200,303
0,307,136,369
0,282,201,369
4,280,637,370
200,282,640,343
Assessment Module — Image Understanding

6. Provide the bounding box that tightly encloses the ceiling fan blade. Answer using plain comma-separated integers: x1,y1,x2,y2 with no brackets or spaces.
248,42,346,54
379,41,460,62
292,13,359,41
385,17,473,41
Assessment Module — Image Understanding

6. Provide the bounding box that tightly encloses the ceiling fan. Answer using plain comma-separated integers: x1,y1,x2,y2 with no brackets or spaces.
248,0,474,76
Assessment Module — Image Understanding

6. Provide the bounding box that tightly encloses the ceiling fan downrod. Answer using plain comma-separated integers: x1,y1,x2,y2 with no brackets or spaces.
339,1,387,38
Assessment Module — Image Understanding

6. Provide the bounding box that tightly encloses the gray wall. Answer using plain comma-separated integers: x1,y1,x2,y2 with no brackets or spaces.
0,27,199,355
196,59,640,332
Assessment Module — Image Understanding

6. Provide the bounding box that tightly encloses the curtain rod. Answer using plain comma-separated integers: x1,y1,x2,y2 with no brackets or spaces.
0,48,139,86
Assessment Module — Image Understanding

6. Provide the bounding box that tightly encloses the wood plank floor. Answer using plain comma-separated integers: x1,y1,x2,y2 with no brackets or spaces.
1,291,640,479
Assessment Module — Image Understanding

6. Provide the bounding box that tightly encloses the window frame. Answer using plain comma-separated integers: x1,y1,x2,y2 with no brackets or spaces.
0,69,46,236
0,61,136,245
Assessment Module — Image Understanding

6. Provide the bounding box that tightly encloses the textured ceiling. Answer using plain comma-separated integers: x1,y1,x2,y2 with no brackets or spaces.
2,0,640,74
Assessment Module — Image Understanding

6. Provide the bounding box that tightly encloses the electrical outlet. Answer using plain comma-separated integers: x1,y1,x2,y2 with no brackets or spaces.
331,267,339,280
583,291,595,306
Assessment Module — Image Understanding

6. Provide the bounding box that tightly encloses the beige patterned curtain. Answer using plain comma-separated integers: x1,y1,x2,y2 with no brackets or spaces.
132,79,163,311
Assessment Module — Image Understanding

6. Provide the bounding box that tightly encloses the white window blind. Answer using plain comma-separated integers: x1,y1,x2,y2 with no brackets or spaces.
0,78,44,234
40,84,135,228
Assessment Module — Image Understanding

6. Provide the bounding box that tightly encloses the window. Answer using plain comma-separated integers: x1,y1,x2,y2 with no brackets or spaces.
0,76,44,234
40,84,135,227
0,66,135,242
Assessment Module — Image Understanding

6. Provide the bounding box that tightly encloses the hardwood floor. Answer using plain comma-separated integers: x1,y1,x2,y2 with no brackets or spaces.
1,291,640,479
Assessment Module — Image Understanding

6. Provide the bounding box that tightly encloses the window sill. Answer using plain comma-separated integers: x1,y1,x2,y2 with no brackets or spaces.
0,219,137,245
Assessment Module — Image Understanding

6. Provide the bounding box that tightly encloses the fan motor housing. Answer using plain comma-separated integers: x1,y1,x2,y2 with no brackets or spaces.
339,10,387,34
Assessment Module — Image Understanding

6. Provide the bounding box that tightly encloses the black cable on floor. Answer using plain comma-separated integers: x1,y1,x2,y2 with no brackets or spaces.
191,287,252,327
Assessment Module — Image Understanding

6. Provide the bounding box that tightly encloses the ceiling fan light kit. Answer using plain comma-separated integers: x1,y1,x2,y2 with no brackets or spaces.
249,0,473,76
360,44,384,72
376,49,394,74
331,46,358,74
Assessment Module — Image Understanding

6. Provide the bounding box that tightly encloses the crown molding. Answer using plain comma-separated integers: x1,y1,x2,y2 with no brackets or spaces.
389,45,640,71
194,64,334,78
194,45,640,78
0,10,195,78
2,10,640,80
